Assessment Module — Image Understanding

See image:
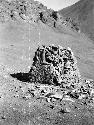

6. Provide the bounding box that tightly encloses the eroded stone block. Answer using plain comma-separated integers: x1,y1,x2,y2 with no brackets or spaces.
29,45,81,88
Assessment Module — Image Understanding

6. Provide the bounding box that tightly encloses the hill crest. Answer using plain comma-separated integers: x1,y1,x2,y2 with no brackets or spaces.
59,0,94,41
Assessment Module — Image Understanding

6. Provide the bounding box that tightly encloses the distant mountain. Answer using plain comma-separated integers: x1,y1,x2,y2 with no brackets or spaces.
59,0,94,42
0,0,80,33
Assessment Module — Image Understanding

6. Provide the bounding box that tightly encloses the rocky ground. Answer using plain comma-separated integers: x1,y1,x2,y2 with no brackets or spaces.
0,44,94,125
0,0,94,125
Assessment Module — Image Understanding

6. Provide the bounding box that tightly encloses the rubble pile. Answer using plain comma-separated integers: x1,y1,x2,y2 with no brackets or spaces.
28,45,81,89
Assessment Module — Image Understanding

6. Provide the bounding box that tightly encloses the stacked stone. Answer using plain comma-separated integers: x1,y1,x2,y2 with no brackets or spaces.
29,44,81,89
60,47,81,89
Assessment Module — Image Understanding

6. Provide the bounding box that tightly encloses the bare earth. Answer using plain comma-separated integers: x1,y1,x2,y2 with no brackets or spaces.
0,1,94,124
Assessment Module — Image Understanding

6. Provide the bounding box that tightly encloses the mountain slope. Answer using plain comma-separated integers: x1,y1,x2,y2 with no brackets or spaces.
0,1,94,125
59,0,94,42
0,0,94,80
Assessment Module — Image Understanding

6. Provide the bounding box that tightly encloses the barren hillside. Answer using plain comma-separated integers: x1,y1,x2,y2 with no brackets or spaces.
0,0,94,125
59,0,94,42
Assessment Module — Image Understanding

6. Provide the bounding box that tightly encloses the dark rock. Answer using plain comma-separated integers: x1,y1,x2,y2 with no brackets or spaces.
50,11,58,21
29,45,81,88
67,91,79,99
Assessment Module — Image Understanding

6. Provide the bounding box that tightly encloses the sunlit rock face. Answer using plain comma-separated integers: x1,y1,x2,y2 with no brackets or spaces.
29,45,81,88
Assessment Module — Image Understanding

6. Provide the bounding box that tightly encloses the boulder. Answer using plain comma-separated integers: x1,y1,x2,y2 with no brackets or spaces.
29,44,81,88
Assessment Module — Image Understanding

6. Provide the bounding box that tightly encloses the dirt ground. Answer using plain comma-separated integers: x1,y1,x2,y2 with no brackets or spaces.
0,8,94,125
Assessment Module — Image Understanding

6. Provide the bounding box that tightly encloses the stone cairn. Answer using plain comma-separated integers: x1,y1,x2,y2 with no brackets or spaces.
28,44,81,90
9,44,94,104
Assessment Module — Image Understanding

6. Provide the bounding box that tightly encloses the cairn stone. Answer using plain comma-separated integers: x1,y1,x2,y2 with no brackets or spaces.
29,45,81,88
